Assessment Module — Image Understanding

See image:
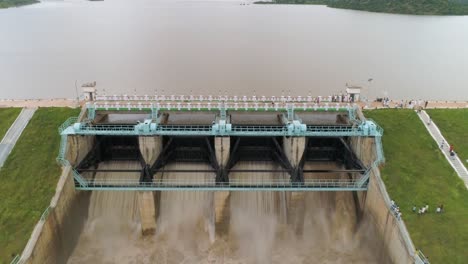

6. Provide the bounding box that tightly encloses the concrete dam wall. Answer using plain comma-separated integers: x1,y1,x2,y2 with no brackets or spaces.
17,110,416,263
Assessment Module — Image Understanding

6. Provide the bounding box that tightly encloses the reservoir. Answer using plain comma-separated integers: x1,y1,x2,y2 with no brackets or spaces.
0,1,467,99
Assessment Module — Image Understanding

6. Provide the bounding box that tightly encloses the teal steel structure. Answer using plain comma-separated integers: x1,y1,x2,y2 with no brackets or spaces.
57,102,384,192
60,103,383,138
74,179,368,192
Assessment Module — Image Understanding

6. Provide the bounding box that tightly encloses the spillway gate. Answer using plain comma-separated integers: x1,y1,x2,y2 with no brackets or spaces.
57,95,384,191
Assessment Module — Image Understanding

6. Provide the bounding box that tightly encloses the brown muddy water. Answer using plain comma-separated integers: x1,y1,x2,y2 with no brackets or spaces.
67,161,389,263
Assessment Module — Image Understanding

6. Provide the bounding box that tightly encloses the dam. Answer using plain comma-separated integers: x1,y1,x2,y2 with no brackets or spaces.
16,90,421,264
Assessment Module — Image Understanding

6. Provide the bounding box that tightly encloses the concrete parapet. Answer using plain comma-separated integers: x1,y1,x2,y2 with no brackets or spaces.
215,137,230,168
138,192,158,236
138,136,162,165
283,136,306,167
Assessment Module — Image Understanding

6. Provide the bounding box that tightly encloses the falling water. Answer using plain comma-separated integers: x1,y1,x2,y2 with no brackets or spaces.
67,160,390,263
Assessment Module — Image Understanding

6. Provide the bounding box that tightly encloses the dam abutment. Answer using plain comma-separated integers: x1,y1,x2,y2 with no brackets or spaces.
21,167,91,264
348,136,415,264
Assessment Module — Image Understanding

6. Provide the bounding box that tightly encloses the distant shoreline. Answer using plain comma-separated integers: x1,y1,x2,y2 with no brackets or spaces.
255,0,468,16
0,0,39,9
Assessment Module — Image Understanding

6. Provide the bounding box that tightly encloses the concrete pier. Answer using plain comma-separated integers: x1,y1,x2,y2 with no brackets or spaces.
138,136,162,166
137,192,158,235
214,137,230,168
214,137,230,233
283,136,306,167
138,136,162,235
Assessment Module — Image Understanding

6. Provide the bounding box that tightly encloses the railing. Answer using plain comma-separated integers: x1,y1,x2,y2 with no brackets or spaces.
415,250,430,264
62,122,383,137
91,101,351,112
158,125,213,132
40,206,52,221
232,125,286,133
58,117,78,134
10,255,20,264
81,124,136,132
307,125,355,133
75,178,367,191
57,134,68,162
93,94,354,104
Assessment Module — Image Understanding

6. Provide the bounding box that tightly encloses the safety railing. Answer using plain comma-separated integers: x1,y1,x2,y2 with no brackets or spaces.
58,117,78,134
75,178,368,191
63,125,383,137
415,250,430,264
91,101,351,111
93,94,354,104
80,124,136,131
40,206,52,221
57,134,68,162
306,125,355,133
10,255,20,264
231,125,286,133
157,125,213,132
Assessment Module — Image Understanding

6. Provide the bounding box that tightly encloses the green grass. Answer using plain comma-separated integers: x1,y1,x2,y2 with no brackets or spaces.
0,107,79,263
0,108,21,141
426,109,468,166
256,0,468,15
365,109,468,264
0,0,38,9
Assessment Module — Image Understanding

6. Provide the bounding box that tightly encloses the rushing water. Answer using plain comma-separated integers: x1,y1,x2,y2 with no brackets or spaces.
68,160,390,263
1,0,468,100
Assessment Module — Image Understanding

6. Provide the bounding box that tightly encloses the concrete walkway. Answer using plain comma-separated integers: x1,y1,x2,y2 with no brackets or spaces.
0,107,37,168
418,110,468,188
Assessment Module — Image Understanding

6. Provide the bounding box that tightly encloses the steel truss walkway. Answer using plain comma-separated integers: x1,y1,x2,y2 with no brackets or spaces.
60,102,383,137
75,179,368,191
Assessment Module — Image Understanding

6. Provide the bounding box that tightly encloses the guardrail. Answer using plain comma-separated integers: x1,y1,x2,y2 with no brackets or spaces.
93,94,355,104
10,255,20,264
75,178,368,191
58,117,78,134
61,123,381,137
415,250,430,264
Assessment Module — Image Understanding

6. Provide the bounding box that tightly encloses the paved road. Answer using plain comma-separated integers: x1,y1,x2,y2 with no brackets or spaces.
418,110,468,188
0,107,37,168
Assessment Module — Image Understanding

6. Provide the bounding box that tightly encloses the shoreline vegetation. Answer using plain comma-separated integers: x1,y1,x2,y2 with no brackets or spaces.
0,0,38,9
255,0,468,16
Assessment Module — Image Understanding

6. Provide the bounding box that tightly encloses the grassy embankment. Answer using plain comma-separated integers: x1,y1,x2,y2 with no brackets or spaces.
0,107,80,263
256,0,468,15
366,109,468,264
0,108,21,141
426,109,468,166
0,0,38,9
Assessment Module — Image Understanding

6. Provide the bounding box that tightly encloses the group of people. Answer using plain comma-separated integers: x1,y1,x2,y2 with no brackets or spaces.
412,204,444,215
390,200,402,220
391,200,445,220
329,94,354,103
394,99,429,109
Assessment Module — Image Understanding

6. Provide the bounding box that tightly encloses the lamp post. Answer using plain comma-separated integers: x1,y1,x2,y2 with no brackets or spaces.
74,80,79,106
367,78,373,108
